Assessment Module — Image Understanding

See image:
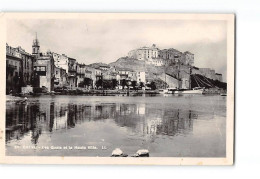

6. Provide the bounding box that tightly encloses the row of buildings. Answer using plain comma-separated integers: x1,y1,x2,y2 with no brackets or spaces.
6,35,147,94
6,37,223,94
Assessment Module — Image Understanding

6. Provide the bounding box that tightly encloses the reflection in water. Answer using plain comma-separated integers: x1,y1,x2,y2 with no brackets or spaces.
5,95,226,157
6,101,197,145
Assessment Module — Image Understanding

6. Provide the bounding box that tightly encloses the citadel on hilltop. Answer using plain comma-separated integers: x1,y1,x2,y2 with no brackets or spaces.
127,44,222,82
128,44,194,67
6,35,224,95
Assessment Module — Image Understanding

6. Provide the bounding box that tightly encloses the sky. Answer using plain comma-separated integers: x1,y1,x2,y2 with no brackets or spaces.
7,19,227,81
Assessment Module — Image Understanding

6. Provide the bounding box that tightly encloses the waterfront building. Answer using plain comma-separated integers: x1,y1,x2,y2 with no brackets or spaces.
52,53,69,73
117,68,132,76
85,66,102,88
33,54,55,92
94,68,102,89
84,70,93,89
15,46,35,86
31,34,55,92
94,68,102,80
137,71,146,84
85,66,96,88
128,71,137,82
6,44,23,94
76,63,86,87
102,70,112,80
54,67,68,88
68,57,77,89
128,44,159,61
85,70,92,79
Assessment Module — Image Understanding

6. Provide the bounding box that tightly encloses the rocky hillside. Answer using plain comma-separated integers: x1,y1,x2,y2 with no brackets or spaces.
109,57,146,71
191,74,227,89
109,57,226,89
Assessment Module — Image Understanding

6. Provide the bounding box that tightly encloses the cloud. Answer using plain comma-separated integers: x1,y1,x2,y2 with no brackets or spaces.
7,19,227,81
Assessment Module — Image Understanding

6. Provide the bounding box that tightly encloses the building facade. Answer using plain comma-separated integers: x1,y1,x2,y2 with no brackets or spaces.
52,53,69,73
33,55,55,92
128,44,159,60
76,63,86,87
6,44,23,94
16,46,35,86
137,71,146,84
54,67,68,88
68,57,77,89
158,48,182,61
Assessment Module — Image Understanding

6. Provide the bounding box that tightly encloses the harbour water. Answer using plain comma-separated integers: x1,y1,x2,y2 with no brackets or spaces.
5,94,226,157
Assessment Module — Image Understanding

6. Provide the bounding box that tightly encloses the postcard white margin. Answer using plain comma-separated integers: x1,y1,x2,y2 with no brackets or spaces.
0,13,235,165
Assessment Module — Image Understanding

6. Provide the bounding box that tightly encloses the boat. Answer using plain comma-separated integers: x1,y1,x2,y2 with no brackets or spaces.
158,89,169,94
220,93,227,96
181,87,204,94
172,62,205,94
158,88,177,94
166,88,177,94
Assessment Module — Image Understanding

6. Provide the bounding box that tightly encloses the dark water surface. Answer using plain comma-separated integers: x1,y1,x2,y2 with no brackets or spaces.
5,94,226,157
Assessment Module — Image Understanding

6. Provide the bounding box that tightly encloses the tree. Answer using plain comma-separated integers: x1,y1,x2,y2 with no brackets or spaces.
96,79,103,89
139,82,144,89
112,79,118,89
103,80,113,89
121,79,127,89
84,78,93,87
148,81,156,90
131,80,137,90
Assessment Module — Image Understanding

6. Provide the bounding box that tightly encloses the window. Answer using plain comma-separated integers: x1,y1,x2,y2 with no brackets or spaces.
36,66,46,71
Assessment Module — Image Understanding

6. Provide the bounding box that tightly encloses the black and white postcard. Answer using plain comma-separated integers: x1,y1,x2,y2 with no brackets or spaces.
0,13,235,165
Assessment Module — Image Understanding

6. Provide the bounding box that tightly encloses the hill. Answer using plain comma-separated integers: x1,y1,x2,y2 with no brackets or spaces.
109,56,226,89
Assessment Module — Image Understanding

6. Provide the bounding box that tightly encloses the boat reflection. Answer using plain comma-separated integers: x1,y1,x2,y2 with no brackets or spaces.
6,101,198,145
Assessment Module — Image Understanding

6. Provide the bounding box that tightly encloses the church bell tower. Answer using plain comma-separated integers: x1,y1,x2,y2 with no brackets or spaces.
32,32,40,57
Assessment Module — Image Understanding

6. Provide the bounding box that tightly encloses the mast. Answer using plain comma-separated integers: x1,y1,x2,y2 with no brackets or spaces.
177,55,180,89
165,66,166,89
189,66,192,89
